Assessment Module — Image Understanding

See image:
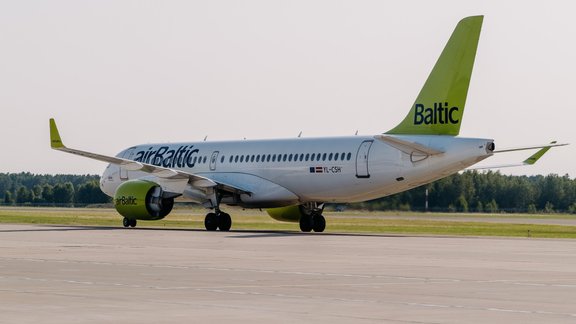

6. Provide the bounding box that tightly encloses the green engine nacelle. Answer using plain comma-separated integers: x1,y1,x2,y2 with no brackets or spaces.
114,180,174,220
267,205,302,223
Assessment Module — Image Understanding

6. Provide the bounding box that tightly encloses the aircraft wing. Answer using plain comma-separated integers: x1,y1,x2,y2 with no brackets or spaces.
492,142,568,153
49,119,251,195
469,141,568,170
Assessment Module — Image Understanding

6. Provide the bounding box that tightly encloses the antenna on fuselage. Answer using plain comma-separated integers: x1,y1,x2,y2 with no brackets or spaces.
203,136,208,141
354,130,358,135
298,131,302,138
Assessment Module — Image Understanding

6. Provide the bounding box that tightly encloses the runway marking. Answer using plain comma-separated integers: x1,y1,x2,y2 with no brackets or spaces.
2,273,576,320
2,256,576,290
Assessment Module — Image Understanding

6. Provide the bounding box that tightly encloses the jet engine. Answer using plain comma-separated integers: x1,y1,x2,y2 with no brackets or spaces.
267,205,301,222
114,180,174,220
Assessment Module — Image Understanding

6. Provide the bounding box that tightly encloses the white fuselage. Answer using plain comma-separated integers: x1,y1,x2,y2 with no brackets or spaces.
100,135,494,208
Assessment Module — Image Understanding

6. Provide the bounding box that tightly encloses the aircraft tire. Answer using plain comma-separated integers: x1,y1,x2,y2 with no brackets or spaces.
218,212,232,231
299,215,313,232
205,213,218,231
130,219,137,228
123,217,130,228
312,214,326,233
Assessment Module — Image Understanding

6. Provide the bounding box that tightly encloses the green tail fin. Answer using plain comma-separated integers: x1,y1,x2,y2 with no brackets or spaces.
386,15,483,136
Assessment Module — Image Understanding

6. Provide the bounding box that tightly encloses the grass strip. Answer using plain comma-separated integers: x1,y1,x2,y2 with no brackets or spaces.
1,207,575,239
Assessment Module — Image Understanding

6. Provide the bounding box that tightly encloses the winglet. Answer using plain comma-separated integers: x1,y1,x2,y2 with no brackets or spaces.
469,141,567,170
523,141,556,165
49,118,65,149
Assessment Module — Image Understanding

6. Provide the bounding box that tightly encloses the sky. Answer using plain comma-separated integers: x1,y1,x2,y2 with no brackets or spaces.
1,0,575,177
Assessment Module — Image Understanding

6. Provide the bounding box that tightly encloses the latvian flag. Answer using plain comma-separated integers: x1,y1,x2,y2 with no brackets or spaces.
310,167,323,173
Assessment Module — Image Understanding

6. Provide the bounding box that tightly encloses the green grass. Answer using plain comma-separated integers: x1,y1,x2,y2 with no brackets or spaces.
1,206,576,238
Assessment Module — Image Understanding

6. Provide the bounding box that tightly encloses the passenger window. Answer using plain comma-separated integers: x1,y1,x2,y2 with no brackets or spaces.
299,154,304,161
221,156,225,163
193,156,198,164
229,156,233,163
322,153,327,161
328,153,333,161
240,156,244,163
256,155,260,162
347,152,352,160
272,154,276,162
288,154,293,162
305,153,310,161
341,153,345,161
251,155,255,162
267,154,271,162
311,153,315,161
283,154,287,162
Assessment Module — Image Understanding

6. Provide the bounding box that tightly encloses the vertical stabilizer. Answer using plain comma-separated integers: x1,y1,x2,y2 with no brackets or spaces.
387,16,483,136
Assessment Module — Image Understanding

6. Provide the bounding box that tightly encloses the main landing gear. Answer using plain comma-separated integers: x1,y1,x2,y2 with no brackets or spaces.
299,203,326,233
299,214,326,232
204,211,232,231
204,189,233,231
122,217,137,228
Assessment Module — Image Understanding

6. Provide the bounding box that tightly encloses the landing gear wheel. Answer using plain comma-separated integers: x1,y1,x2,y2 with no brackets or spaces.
299,215,313,232
312,214,326,233
123,218,137,228
205,213,218,231
218,212,232,231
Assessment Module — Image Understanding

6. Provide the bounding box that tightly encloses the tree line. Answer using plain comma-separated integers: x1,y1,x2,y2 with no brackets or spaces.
0,173,110,206
1,171,575,213
351,171,576,214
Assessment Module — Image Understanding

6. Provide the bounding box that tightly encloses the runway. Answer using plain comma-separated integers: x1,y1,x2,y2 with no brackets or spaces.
1,224,575,323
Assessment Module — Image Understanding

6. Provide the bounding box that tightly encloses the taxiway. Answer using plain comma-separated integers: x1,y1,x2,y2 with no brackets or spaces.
1,224,575,323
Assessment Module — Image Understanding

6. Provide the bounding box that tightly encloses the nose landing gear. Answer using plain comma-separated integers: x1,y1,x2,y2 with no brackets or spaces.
122,217,137,228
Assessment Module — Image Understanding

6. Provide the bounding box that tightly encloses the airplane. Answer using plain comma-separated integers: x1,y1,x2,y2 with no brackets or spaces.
50,15,567,232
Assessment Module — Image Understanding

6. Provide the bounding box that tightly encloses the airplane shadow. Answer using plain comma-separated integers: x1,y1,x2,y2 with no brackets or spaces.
0,224,410,238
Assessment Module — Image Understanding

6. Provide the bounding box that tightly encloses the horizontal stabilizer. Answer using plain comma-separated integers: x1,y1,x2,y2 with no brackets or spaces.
374,135,444,156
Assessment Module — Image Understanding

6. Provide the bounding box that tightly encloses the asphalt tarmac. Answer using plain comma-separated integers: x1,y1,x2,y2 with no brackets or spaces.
1,224,575,323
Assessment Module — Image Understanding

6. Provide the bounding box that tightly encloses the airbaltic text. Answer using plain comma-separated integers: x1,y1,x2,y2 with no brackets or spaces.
134,145,200,168
115,196,137,206
414,102,459,125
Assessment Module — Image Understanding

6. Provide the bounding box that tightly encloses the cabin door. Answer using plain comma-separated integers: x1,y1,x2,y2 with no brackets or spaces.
355,140,373,178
